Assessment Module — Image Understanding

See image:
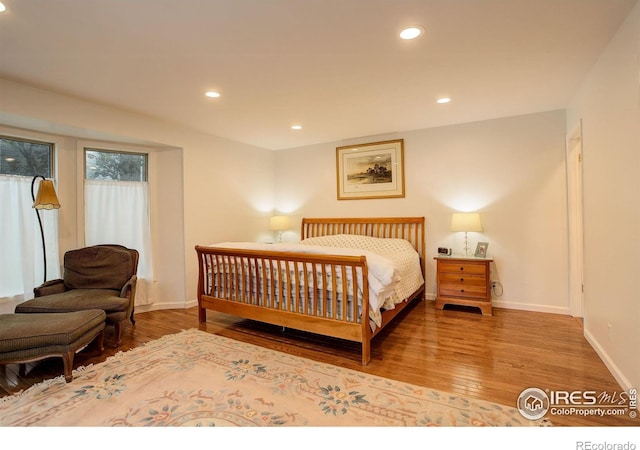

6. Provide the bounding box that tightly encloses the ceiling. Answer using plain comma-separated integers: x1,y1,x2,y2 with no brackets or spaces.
0,0,637,150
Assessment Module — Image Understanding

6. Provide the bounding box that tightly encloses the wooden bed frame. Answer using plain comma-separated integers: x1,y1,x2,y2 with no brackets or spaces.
195,217,425,364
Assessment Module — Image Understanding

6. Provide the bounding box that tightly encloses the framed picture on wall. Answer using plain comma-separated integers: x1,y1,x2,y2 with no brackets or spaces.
336,139,405,200
474,242,489,258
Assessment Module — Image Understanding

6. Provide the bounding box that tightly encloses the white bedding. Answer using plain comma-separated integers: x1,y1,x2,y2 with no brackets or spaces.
208,235,423,329
300,234,424,311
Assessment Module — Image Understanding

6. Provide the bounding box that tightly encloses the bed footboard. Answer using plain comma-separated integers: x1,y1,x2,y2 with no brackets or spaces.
195,245,373,364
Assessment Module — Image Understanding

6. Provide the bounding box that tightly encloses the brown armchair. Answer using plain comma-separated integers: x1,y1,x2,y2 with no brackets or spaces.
15,244,139,346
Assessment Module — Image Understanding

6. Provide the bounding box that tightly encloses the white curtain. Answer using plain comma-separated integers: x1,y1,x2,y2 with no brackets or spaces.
0,175,60,306
84,179,154,306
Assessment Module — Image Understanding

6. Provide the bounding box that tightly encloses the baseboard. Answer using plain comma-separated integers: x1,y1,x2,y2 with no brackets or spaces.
423,292,570,315
491,300,570,315
138,296,567,316
135,299,198,314
584,328,635,393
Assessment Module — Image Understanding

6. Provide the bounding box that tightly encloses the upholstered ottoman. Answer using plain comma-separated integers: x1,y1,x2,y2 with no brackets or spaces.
0,309,106,382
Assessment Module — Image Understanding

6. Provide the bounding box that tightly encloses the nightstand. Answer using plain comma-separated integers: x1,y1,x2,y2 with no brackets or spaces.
434,255,493,315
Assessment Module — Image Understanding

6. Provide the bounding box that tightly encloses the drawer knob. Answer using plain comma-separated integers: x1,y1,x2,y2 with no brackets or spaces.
460,289,465,293
459,267,464,270
460,277,464,282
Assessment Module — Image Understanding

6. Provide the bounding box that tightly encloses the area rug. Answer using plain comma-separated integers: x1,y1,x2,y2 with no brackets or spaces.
0,329,548,426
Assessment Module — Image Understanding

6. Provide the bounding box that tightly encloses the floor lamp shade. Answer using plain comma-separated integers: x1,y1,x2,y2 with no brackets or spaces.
31,176,61,283
33,179,61,210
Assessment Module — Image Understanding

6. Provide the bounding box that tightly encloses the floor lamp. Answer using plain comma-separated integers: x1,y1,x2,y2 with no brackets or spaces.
31,175,61,283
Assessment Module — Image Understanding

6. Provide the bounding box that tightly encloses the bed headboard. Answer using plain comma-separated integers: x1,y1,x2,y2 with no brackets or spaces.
301,217,426,275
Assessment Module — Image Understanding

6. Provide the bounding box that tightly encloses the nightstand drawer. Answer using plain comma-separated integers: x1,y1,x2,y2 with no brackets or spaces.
437,261,487,275
438,272,486,285
439,284,487,298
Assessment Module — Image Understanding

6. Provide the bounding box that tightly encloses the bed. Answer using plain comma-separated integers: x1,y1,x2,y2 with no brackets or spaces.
195,217,425,365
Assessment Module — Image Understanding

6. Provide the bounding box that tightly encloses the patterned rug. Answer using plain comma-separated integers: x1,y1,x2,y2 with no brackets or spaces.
0,329,549,426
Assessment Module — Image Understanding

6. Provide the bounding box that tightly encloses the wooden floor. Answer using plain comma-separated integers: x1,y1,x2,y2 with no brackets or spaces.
1,299,636,427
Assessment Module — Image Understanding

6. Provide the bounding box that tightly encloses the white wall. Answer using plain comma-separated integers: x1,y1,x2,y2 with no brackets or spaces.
567,1,640,391
275,110,569,313
0,78,275,309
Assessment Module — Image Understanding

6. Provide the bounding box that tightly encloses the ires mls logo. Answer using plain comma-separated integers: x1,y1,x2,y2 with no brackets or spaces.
517,387,550,420
517,387,638,420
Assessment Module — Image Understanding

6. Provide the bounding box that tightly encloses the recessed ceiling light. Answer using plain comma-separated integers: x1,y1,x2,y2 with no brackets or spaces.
437,97,451,104
0,3,6,13
205,91,221,98
291,125,303,130
400,26,424,40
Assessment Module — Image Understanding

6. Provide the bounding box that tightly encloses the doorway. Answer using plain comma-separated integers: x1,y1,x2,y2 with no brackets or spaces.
566,121,585,318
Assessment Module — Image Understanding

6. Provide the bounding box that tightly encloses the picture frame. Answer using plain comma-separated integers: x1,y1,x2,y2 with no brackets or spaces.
474,242,489,258
336,139,405,200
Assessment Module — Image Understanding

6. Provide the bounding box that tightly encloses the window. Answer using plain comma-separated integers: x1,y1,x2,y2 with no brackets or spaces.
0,136,53,177
0,135,59,302
85,148,147,181
83,148,153,305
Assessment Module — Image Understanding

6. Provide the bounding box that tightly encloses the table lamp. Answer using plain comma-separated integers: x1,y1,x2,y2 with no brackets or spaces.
269,215,290,243
450,212,482,256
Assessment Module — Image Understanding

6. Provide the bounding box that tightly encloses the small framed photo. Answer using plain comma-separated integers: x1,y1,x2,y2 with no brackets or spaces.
474,242,489,258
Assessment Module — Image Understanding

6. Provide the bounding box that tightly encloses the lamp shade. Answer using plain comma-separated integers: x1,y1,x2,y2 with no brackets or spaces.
269,215,290,231
33,179,61,210
450,213,482,232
